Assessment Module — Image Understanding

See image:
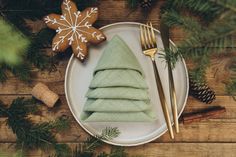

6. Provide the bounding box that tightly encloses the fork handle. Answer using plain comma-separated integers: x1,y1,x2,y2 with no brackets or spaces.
152,60,174,139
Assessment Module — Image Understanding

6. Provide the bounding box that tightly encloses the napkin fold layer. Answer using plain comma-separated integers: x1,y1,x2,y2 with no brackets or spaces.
86,87,149,100
81,35,156,122
94,35,144,75
81,111,156,122
90,69,148,89
84,99,150,112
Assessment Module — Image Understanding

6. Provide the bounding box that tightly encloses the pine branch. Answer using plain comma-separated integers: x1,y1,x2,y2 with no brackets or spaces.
100,127,121,140
63,127,121,157
0,149,25,157
3,13,32,36
0,64,8,82
8,63,32,82
0,62,32,82
0,97,71,156
26,28,57,71
1,0,98,20
54,144,71,157
209,0,236,13
161,0,236,84
86,127,120,152
97,147,128,157
226,58,236,100
179,22,235,58
161,10,203,34
0,17,30,65
0,0,97,82
159,48,181,69
127,0,139,8
162,0,225,21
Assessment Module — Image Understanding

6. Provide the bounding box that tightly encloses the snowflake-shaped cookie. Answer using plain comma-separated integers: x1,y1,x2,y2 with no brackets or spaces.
44,0,106,61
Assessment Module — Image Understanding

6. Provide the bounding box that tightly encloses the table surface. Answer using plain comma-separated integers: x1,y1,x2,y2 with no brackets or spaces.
1,1,236,157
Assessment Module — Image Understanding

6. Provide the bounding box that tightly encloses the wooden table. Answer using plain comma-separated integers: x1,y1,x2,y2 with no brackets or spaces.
1,1,236,156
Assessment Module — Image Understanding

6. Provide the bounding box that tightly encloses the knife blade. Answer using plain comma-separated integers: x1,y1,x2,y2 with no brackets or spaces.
160,20,179,133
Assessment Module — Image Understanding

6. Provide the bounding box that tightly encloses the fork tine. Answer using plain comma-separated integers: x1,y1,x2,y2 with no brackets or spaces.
146,22,154,48
141,24,149,49
140,25,146,49
143,24,150,49
149,22,157,47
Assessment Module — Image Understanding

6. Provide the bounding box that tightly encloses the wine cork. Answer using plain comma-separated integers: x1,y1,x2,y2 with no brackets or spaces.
31,83,59,108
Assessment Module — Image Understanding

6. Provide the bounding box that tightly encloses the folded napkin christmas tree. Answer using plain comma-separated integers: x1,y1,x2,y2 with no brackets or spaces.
81,35,156,122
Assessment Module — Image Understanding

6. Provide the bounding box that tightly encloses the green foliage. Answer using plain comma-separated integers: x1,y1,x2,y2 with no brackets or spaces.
161,10,203,34
0,0,97,82
0,18,29,65
97,147,128,157
99,127,121,140
49,127,123,157
0,97,71,157
161,0,225,21
127,0,139,8
160,0,236,87
0,150,24,157
226,59,236,100
159,47,181,69
79,127,120,153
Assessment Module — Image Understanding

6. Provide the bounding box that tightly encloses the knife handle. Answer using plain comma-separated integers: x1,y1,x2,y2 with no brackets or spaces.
152,60,174,139
168,62,179,133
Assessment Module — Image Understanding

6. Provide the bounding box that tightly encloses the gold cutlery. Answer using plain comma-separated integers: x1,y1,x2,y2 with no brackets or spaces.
140,22,174,139
160,21,179,133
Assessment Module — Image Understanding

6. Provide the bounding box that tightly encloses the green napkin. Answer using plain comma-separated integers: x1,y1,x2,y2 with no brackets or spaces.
81,35,156,122
94,36,144,75
84,99,151,112
81,111,156,122
86,87,149,100
90,69,148,89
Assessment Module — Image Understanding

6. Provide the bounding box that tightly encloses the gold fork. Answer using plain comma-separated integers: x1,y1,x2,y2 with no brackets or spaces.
140,22,174,139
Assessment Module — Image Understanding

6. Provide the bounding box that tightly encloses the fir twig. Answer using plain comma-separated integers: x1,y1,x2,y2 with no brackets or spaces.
0,0,97,82
0,97,71,156
226,59,236,100
161,0,225,21
161,0,236,83
127,0,139,8
64,127,121,157
161,10,203,34
97,147,128,157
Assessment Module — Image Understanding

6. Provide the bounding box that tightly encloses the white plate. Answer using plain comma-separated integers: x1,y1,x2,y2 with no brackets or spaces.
65,22,189,146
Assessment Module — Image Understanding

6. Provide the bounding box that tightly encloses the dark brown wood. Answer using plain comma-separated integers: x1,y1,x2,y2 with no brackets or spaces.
0,0,236,156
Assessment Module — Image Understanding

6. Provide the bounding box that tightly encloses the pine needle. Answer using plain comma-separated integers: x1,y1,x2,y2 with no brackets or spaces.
0,18,30,65
0,97,71,156
160,0,236,83
127,0,139,8
162,0,224,21
0,0,97,82
64,127,121,157
100,127,120,140
161,10,203,34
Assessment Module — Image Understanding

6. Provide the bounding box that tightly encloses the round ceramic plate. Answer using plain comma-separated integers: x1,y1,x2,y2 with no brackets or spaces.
65,22,189,146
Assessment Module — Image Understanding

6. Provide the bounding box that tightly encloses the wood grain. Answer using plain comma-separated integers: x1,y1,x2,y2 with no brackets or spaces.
1,0,236,156
0,51,235,95
1,143,236,157
0,95,235,143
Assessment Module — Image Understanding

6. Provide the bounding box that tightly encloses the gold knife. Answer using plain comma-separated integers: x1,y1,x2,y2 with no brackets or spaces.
160,21,179,133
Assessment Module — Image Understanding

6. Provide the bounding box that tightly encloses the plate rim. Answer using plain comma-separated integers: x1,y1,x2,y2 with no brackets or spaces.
65,22,189,146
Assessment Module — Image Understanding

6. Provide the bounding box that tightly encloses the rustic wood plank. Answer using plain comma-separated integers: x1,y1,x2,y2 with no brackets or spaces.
1,1,236,156
0,95,235,143
1,142,236,157
0,53,235,95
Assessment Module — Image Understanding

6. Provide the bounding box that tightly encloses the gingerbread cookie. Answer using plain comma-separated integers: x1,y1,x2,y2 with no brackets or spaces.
44,0,106,61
